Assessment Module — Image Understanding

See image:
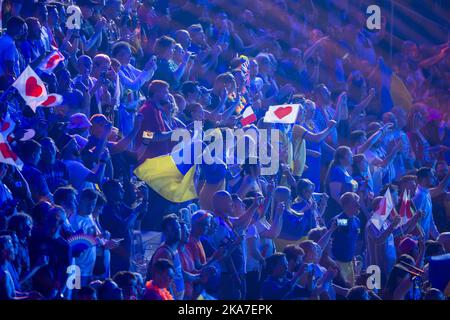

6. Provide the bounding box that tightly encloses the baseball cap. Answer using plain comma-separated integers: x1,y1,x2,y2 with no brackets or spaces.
90,114,112,126
67,113,92,130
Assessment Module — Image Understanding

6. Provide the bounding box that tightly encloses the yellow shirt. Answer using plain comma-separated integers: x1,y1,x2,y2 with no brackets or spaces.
291,125,307,177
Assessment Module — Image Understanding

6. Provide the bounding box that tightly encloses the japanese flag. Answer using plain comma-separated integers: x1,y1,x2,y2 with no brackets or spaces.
38,50,65,74
241,106,257,126
12,66,48,112
0,112,16,138
41,93,63,107
0,133,23,170
371,188,395,230
263,104,300,124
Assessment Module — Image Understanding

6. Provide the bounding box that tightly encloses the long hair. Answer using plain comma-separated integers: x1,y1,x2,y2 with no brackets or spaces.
269,186,291,222
324,146,352,191
352,154,366,177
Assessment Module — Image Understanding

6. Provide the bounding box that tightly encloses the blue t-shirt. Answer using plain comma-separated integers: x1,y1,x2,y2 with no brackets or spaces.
327,166,358,194
279,209,308,241
0,34,22,77
330,213,361,262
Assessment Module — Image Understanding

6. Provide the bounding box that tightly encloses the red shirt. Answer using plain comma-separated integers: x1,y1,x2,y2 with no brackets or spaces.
135,101,171,163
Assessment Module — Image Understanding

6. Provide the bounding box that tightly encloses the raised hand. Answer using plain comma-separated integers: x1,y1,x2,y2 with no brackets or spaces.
144,56,157,71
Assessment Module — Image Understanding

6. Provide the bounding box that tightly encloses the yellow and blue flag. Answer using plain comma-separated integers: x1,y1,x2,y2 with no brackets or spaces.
134,144,198,203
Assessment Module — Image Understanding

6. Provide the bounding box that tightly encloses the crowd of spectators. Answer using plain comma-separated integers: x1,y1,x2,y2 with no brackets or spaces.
0,0,449,300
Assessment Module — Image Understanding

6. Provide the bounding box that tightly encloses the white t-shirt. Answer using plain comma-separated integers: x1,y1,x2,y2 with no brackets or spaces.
69,214,97,277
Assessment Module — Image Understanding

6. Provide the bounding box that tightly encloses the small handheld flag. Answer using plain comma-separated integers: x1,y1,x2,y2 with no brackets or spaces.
371,187,395,230
0,133,23,170
241,106,257,127
38,50,65,75
12,66,48,112
263,104,300,124
399,190,415,226
41,93,63,107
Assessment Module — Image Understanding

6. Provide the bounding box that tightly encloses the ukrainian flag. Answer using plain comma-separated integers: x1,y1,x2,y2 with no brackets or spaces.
133,153,197,203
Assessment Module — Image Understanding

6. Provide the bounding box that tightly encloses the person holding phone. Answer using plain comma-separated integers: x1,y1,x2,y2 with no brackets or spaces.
100,179,141,276
209,190,260,299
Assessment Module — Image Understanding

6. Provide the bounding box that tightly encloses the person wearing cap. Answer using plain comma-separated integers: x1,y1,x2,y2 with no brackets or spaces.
382,254,421,300
67,113,92,150
80,113,143,174
59,134,107,192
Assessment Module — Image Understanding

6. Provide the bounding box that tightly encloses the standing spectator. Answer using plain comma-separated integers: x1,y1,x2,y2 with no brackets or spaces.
101,179,139,275
28,206,70,296
38,138,69,193
324,146,358,223
59,135,107,192
19,140,53,204
149,214,185,300
414,167,450,240
329,192,361,287
53,186,78,220
69,189,99,286
6,213,32,280
112,41,156,137
0,16,27,77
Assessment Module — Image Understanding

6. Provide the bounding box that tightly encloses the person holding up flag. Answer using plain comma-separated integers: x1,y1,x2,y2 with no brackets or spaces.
12,65,48,111
399,189,416,227
291,102,337,179
366,193,402,286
